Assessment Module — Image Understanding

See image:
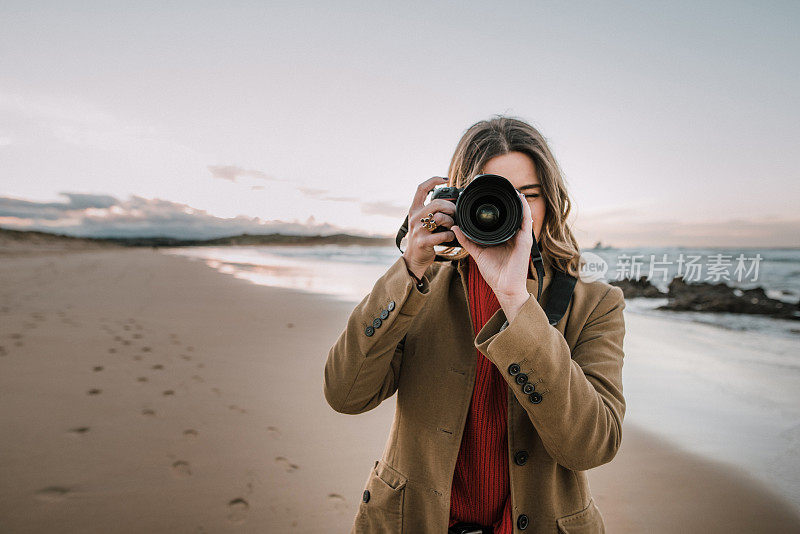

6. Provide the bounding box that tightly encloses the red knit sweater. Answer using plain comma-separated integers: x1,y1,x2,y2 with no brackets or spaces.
449,256,532,532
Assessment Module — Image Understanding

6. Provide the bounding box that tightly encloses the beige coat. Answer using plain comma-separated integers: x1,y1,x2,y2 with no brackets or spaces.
323,253,626,533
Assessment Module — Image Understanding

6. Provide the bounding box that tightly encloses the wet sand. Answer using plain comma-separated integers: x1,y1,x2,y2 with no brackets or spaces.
0,248,798,532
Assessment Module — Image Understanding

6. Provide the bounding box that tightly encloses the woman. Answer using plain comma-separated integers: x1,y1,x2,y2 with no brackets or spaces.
323,116,626,534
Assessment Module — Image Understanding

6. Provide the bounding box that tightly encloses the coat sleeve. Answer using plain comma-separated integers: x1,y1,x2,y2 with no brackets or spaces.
474,285,626,471
323,255,432,414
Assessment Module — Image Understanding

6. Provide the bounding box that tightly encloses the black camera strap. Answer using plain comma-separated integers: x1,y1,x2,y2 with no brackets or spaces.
394,217,576,326
395,214,410,252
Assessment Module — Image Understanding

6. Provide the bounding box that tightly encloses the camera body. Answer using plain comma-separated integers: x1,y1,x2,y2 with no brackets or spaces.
429,173,524,248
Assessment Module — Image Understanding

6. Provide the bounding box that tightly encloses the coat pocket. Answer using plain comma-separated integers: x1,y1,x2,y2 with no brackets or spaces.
353,459,407,533
556,498,605,534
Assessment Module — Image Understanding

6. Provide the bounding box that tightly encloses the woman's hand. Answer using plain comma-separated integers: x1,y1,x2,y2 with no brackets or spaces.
402,176,457,280
452,191,533,322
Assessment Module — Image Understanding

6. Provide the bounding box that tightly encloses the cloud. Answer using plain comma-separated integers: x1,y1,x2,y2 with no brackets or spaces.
572,213,800,248
360,200,408,218
0,193,350,239
296,186,359,203
217,170,401,218
296,186,329,197
207,165,274,183
296,186,406,217
0,192,119,220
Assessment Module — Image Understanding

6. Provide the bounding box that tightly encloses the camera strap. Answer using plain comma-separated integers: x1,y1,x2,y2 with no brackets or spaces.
395,214,410,252
394,218,576,326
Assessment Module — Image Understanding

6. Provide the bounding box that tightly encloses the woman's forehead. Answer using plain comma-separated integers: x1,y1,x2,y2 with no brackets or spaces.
482,152,539,187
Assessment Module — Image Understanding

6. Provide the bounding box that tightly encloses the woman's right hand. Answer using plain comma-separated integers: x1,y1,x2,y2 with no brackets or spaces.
402,176,456,280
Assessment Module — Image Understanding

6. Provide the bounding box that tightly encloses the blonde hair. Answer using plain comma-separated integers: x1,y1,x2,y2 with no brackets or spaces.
437,115,581,276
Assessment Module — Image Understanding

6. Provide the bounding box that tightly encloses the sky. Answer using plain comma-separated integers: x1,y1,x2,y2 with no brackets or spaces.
1,0,798,247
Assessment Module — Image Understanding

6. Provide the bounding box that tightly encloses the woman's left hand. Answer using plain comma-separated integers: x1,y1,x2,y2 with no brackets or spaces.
452,191,534,320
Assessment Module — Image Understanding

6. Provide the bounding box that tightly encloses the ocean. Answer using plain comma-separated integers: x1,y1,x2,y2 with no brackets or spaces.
162,244,800,338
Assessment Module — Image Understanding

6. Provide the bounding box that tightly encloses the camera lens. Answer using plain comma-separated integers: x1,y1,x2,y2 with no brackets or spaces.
474,203,501,231
455,174,522,246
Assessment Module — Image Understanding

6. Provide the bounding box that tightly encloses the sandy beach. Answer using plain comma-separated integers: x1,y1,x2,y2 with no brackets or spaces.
1,248,799,533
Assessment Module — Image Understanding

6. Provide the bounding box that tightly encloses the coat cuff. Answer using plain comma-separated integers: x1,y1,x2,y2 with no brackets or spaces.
474,293,551,351
473,293,561,400
372,256,431,321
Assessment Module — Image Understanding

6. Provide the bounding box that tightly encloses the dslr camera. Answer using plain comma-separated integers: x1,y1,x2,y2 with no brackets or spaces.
428,173,525,248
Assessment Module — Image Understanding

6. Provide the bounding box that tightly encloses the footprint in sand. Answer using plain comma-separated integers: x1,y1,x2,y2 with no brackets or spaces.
186,346,195,352
137,376,148,382
267,426,281,439
275,456,299,472
34,486,70,502
133,355,142,361
141,408,156,416
68,426,90,435
183,429,198,438
191,375,204,383
181,354,192,361
210,387,221,396
286,323,294,328
141,346,152,353
93,366,104,372
87,388,102,395
10,333,23,347
121,340,131,346
228,405,247,414
171,460,192,477
196,363,205,369
132,333,142,339
123,325,131,331
151,364,164,370
108,348,116,354
227,498,249,524
163,390,175,396
327,493,348,512
0,345,7,356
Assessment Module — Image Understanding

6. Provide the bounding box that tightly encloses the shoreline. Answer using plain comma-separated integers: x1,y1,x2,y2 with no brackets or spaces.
0,248,798,532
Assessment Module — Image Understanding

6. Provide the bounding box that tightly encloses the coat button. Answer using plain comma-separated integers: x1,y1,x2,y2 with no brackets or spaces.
515,373,528,385
364,325,375,336
529,392,543,404
517,513,529,529
507,363,521,376
522,383,535,395
362,489,370,503
387,300,396,311
380,309,389,320
372,318,382,328
514,450,529,466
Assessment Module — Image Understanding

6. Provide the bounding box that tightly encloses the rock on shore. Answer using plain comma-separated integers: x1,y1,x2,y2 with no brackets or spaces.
658,278,799,320
610,276,666,298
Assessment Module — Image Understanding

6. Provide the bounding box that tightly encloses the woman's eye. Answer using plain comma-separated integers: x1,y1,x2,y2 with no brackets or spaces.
524,194,540,199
